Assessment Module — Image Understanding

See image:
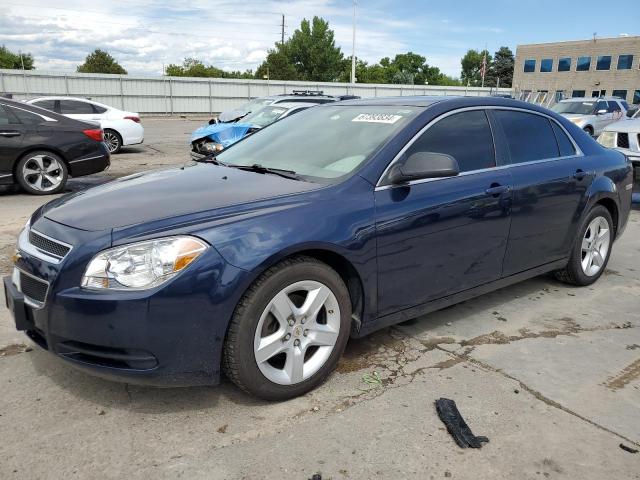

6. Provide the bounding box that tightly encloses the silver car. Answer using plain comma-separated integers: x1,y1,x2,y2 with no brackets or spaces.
551,97,628,136
598,109,640,167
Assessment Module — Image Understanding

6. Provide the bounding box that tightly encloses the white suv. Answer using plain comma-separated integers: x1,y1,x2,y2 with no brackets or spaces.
551,97,629,136
26,97,144,153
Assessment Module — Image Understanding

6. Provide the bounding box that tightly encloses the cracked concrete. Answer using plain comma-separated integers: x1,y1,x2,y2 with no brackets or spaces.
1,118,639,479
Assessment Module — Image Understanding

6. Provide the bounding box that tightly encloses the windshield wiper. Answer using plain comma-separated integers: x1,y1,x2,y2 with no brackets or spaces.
195,153,228,166
229,164,303,181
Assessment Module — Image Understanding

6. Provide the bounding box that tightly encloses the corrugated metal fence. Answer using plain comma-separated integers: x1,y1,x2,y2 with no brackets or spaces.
0,69,512,114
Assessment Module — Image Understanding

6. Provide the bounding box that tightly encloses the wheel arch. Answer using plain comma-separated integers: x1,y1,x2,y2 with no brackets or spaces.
584,175,620,239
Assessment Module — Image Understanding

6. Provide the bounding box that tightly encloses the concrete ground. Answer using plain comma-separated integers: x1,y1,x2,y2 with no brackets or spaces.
0,118,639,479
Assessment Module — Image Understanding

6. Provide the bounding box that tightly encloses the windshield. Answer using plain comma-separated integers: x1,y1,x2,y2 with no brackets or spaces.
552,101,595,115
241,105,289,128
216,105,419,182
237,98,273,113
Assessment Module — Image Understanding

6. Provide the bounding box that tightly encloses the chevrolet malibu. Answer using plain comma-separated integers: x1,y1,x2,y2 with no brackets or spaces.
3,97,633,400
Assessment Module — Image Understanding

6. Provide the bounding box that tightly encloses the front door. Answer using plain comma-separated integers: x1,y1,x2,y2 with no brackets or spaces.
0,105,27,180
375,110,513,317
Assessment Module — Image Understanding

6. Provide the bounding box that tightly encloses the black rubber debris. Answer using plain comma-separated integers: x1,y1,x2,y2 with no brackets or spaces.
619,443,638,454
435,398,489,448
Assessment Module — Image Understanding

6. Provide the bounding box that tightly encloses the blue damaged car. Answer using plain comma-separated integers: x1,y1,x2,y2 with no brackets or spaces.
3,96,633,400
190,102,316,159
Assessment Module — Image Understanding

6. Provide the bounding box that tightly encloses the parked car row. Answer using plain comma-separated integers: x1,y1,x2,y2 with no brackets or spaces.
4,95,633,401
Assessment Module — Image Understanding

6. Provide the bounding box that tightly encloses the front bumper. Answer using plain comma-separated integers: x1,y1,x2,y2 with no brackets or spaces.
4,217,247,387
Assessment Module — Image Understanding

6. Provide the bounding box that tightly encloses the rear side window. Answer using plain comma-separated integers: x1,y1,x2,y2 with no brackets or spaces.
8,106,44,125
551,122,576,157
0,106,13,125
494,110,559,164
405,110,495,172
59,100,94,114
92,104,107,113
33,100,56,111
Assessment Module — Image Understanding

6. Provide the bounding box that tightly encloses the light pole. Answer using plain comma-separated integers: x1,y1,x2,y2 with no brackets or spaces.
350,0,357,85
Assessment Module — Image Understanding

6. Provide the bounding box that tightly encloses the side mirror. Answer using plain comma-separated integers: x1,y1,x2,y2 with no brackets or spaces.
388,152,460,184
596,109,608,115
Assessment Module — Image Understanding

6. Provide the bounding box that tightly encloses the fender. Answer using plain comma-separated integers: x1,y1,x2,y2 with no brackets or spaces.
582,173,622,235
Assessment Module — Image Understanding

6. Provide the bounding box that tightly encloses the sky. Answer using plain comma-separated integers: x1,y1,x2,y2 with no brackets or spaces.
1,0,638,78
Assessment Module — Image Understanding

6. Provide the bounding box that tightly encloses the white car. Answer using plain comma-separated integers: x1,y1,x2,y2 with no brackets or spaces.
598,109,640,167
551,97,629,137
26,97,143,153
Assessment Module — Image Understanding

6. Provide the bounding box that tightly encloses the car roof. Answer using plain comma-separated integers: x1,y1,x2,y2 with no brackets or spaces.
266,102,318,109
561,97,622,102
27,96,112,107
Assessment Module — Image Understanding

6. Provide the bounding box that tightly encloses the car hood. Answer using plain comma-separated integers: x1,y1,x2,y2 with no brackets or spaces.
42,163,320,231
560,113,593,121
191,122,254,146
604,118,640,133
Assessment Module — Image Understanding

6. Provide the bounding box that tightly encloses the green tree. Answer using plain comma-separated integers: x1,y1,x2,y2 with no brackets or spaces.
460,49,492,86
77,49,127,74
288,17,344,81
166,58,254,79
255,47,298,80
487,46,514,87
0,45,34,69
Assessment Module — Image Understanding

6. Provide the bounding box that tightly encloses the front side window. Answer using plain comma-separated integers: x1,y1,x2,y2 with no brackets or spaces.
617,54,633,70
612,90,628,101
216,105,419,182
402,110,495,173
576,56,591,71
59,100,99,114
607,101,621,113
524,59,536,73
540,59,553,72
558,57,571,71
596,55,611,70
494,111,559,164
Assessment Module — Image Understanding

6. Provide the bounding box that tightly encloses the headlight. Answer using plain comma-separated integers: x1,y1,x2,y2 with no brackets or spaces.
202,142,224,153
597,131,616,148
81,236,208,290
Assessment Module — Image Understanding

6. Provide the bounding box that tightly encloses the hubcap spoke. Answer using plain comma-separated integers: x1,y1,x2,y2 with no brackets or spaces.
23,167,39,176
33,175,43,190
32,156,45,170
255,333,286,364
284,347,304,384
269,291,296,327
299,285,331,321
44,174,60,186
307,326,339,347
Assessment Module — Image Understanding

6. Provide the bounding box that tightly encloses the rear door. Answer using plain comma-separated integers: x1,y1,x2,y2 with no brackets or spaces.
375,109,513,317
0,105,28,180
491,109,591,276
58,99,102,122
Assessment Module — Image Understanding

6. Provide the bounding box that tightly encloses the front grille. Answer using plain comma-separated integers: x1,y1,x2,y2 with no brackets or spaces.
20,272,48,303
617,132,630,149
29,230,71,259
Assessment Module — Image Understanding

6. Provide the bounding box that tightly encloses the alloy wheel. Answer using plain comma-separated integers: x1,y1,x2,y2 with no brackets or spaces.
581,216,611,276
253,280,341,385
21,154,64,192
103,131,120,153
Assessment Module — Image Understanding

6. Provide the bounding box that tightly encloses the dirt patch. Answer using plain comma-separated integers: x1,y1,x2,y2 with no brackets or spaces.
460,318,583,347
428,357,465,370
337,329,406,374
0,244,16,276
605,359,640,391
0,343,31,357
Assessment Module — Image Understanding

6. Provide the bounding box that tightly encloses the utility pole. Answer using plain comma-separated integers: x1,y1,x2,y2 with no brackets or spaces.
350,0,357,84
281,14,285,45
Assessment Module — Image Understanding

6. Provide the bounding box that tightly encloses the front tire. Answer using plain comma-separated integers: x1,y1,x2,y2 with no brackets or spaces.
555,205,613,286
223,256,351,400
103,129,122,154
15,151,68,195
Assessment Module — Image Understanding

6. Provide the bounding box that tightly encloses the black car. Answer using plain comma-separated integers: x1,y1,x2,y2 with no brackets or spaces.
0,98,110,195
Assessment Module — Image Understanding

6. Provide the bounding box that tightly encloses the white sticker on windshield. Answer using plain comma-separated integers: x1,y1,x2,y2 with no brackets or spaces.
352,113,402,124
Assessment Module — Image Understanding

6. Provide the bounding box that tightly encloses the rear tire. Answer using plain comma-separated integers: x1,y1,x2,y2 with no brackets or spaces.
223,256,351,400
103,129,122,154
555,205,613,286
15,151,68,195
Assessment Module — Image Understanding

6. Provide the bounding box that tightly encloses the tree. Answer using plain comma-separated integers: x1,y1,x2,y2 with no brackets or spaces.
0,45,34,70
77,49,127,74
255,47,297,80
461,49,492,86
166,58,254,79
487,46,514,88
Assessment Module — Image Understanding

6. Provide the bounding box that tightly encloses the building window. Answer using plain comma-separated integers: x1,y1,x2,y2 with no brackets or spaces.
617,54,634,70
540,59,553,72
591,90,600,98
596,55,611,70
572,90,586,98
558,57,571,72
633,90,640,105
524,59,536,73
612,90,628,101
576,56,591,71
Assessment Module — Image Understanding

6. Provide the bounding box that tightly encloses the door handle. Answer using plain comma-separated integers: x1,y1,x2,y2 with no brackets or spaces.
573,169,587,180
485,184,510,197
0,131,21,137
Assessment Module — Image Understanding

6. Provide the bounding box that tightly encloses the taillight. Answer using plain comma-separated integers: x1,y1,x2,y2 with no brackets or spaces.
83,128,103,142
124,116,140,123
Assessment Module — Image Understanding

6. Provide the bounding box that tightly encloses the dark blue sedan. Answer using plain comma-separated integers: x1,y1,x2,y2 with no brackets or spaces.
3,96,633,400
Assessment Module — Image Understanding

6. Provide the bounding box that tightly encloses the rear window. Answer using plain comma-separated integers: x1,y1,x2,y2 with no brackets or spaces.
494,110,559,164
